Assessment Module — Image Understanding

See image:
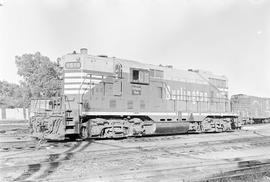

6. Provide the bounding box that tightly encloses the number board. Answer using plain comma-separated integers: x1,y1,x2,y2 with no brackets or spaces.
132,85,142,95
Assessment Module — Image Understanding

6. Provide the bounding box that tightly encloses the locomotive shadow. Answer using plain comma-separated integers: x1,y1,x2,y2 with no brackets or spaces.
37,140,93,179
13,140,93,181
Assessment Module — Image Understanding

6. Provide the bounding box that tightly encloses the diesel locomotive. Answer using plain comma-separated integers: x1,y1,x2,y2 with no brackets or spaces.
29,48,239,140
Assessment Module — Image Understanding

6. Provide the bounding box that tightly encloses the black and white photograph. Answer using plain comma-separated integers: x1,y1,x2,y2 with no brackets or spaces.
0,0,270,181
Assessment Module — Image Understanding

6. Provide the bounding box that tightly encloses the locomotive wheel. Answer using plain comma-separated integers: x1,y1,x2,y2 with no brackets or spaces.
80,126,88,140
200,124,205,133
101,128,113,138
221,124,225,132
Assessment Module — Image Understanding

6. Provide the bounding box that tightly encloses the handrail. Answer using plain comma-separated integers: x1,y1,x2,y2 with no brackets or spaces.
79,74,92,115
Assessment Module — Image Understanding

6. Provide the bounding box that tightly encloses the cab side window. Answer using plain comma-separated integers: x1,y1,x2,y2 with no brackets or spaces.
130,68,149,85
132,70,139,81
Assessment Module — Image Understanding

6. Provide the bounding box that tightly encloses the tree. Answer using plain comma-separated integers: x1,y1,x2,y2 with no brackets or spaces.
15,52,62,99
0,81,24,108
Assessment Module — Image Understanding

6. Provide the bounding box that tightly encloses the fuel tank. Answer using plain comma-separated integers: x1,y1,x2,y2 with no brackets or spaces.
154,121,190,134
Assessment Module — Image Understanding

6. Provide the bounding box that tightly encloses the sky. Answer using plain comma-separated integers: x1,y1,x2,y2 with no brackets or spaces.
0,0,269,97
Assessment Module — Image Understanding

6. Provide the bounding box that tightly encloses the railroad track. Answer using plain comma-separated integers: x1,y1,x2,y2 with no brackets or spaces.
1,133,270,158
2,148,270,181
0,130,200,153
15,155,270,182
2,134,270,164
0,140,37,151
0,138,80,154
0,126,263,153
1,135,270,181
202,163,270,182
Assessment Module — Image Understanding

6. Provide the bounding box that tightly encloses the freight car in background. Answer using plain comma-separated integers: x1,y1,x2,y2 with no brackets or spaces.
29,48,239,140
231,94,270,124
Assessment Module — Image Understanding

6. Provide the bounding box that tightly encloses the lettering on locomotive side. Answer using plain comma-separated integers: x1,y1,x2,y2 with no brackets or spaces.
165,85,211,102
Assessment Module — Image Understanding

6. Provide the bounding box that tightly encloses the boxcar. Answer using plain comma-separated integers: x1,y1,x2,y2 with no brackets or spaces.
231,94,270,124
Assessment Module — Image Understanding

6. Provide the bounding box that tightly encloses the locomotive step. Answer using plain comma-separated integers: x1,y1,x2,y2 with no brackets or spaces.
65,128,76,134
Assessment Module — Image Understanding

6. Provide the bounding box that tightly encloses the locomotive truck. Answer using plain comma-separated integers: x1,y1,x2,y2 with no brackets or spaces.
29,48,238,140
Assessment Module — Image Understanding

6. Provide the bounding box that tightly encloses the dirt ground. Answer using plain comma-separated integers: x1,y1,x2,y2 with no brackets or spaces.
0,121,270,182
